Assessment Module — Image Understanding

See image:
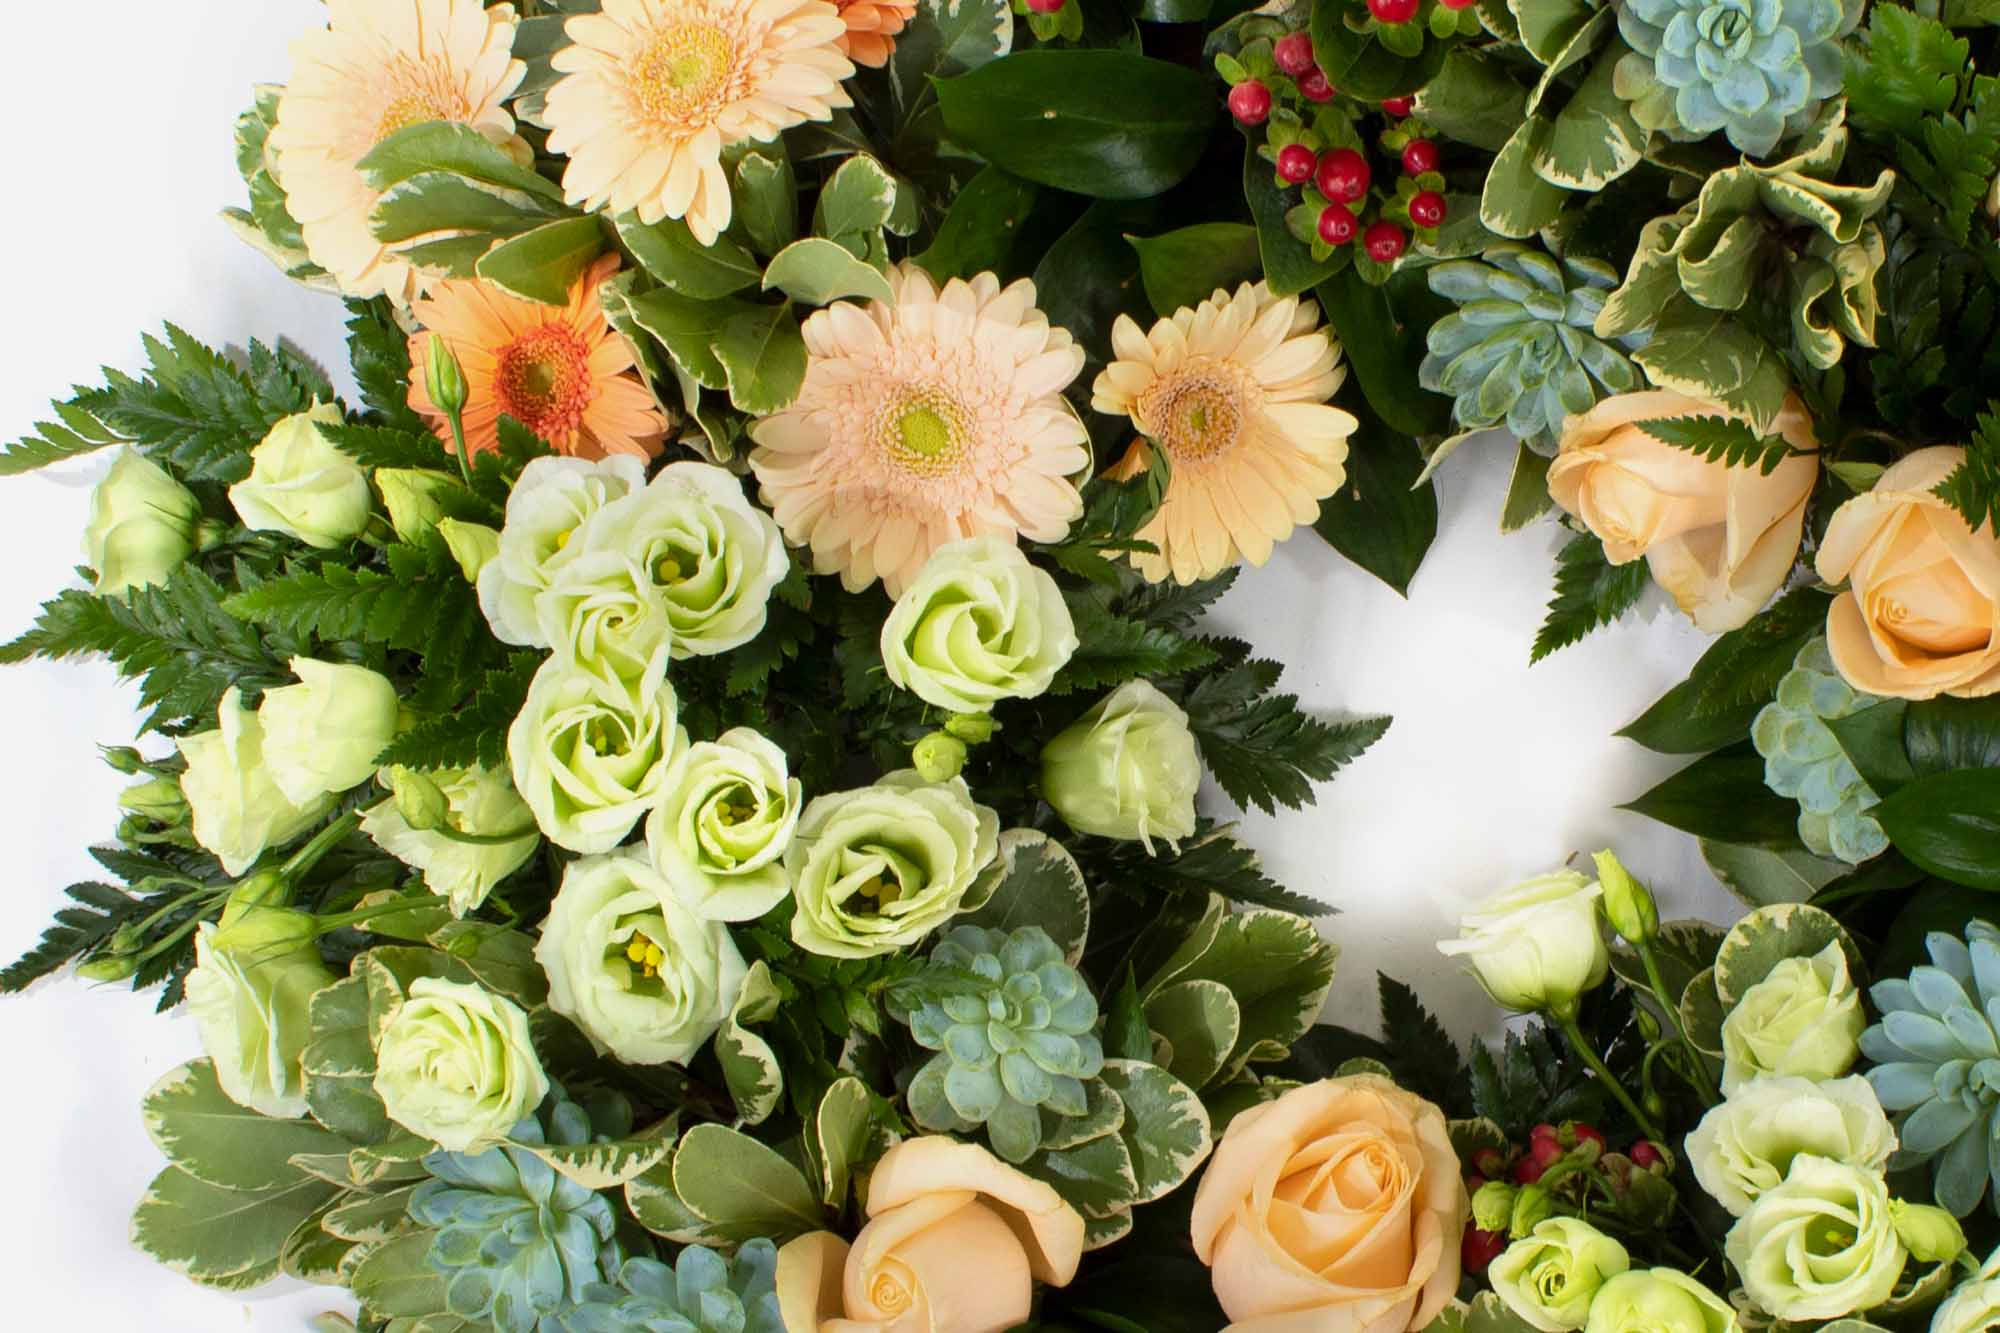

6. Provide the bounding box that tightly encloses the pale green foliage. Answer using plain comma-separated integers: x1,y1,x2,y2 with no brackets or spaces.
556,1244,785,1333
1751,638,1890,864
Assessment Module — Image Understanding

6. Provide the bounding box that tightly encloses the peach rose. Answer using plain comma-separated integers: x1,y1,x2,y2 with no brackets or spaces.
1190,1074,1467,1333
1548,390,1820,632
1816,446,2000,699
775,1136,1084,1333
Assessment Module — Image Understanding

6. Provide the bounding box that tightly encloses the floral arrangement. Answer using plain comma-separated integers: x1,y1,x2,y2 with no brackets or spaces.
11,0,2000,1330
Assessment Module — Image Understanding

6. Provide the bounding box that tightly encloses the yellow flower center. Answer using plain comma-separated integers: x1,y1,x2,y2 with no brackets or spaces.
633,22,737,126
494,325,597,445
373,63,473,145
879,389,970,477
1142,359,1251,464
622,934,668,980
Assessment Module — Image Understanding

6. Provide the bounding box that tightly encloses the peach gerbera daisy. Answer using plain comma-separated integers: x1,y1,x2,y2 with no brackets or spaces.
1093,282,1358,585
833,0,919,66
544,0,853,246
748,263,1090,595
270,0,526,303
406,253,668,460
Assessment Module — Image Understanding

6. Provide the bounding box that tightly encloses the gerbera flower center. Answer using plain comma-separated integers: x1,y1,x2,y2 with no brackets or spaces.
371,61,476,145
1143,361,1251,464
877,388,971,477
633,22,738,126
494,325,597,442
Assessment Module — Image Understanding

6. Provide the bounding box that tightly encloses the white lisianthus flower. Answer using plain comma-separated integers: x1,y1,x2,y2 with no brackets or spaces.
228,403,371,548
1686,1075,1895,1216
507,647,684,854
532,547,673,680
83,448,200,596
476,454,648,646
373,977,549,1153
534,850,747,1065
1039,680,1199,852
788,771,1000,959
577,462,789,658
257,658,401,804
184,904,335,1119
177,687,336,876
1583,1268,1738,1333
1931,1246,2000,1333
1437,871,1609,1015
1720,941,1864,1094
645,728,802,922
881,536,1078,714
359,765,539,917
1488,1218,1630,1332
1726,1154,1906,1320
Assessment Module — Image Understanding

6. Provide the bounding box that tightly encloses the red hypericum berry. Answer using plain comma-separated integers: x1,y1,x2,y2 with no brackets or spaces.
1513,1156,1546,1185
1365,221,1407,261
1471,1147,1508,1179
1026,0,1066,11
1228,80,1272,125
1409,190,1446,227
1573,1123,1608,1151
1462,1226,1507,1275
1317,203,1358,246
1529,1137,1565,1169
1315,148,1371,203
1297,68,1336,103
1440,0,1477,10
1381,96,1414,117
1531,1123,1558,1143
1274,31,1316,76
1402,139,1439,176
1465,1173,1487,1197
1630,1140,1664,1169
1369,0,1420,23
1277,144,1318,184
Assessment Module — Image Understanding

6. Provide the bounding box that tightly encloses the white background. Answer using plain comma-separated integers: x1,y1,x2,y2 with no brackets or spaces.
0,3,1735,1327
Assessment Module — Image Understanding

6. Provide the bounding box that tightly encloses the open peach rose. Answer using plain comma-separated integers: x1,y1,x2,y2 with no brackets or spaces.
1190,1073,1467,1333
776,1136,1084,1333
1816,446,2000,699
1548,390,1820,632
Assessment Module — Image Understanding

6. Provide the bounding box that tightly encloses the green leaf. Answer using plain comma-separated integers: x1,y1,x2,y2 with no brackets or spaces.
1633,414,1802,475
1033,200,1156,361
131,1164,337,1292
1932,405,2000,534
348,1230,450,1320
1172,909,1337,1078
1700,839,1847,909
1313,407,1439,596
1874,769,2000,890
935,51,1214,199
1139,825,1336,917
813,154,899,247
377,651,539,771
1185,661,1390,815
359,122,566,202
1532,532,1649,663
1713,903,1850,1005
0,879,145,993
474,215,603,305
1907,695,2000,773
1618,587,1834,751
716,303,807,415
1502,443,1555,532
961,830,1092,964
913,166,1040,283
1129,224,1263,319
715,960,785,1125
144,1061,347,1192
1316,267,1455,438
318,422,454,473
762,236,896,307
1144,978,1241,1089
1632,306,1790,433
1623,742,1807,848
1106,970,1152,1063
1536,45,1644,190
671,1123,825,1239
300,975,389,1145
1844,6,1969,138
1480,117,1569,239
814,1077,873,1208
616,212,761,299
1310,1,1450,98
1058,595,1218,691
223,561,472,656
514,1117,677,1190
732,151,798,257
1100,1060,1212,1203
1823,700,1916,792
0,400,120,476
1416,48,1527,153
1023,1125,1141,1218
346,300,431,434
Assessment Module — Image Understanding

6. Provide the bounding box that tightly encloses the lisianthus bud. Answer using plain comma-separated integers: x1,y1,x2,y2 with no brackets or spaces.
1511,1184,1553,1237
177,688,336,876
119,776,187,823
186,903,336,1118
1592,849,1658,943
361,764,539,918
257,658,401,805
1437,870,1608,1015
436,517,500,583
1040,680,1199,852
77,953,140,982
102,746,146,774
912,731,968,782
375,468,462,543
1473,1179,1518,1232
1892,1200,1966,1264
424,334,469,418
83,448,200,596
385,766,450,832
945,712,998,744
229,403,372,548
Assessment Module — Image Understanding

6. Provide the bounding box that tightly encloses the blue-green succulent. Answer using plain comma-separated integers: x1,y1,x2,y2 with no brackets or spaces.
555,1245,784,1333
898,924,1103,1163
1750,637,1890,864
1419,245,1645,452
1862,920,2000,1217
1615,0,1850,157
409,1100,621,1333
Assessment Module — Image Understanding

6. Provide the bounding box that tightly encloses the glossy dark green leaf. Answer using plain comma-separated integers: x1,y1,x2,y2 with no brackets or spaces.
1313,404,1438,596
1875,769,2000,890
1315,267,1453,438
1618,588,1831,753
1881,881,2000,977
1129,223,1262,318
913,166,1040,283
475,215,604,305
1622,743,1805,848
1032,201,1157,361
1310,3,1451,100
1907,696,2000,774
1823,701,1915,793
936,51,1215,199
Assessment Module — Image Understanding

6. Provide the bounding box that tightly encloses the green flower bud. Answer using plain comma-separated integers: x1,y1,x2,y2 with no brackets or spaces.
1474,1180,1519,1232
228,403,371,549
437,517,500,584
77,953,140,982
375,467,462,544
1490,1218,1630,1333
1592,849,1657,943
101,745,146,775
1891,1200,1966,1264
386,766,451,832
83,448,200,597
1040,680,1199,852
119,776,187,823
424,334,469,418
1511,1183,1554,1237
912,731,968,783
945,712,998,744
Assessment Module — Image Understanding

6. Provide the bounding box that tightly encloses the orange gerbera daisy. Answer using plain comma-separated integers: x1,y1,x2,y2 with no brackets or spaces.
406,254,668,460
833,0,919,66
1094,282,1357,585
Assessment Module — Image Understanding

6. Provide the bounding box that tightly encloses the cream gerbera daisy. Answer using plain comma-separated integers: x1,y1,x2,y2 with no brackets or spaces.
748,263,1090,595
833,0,919,66
1093,282,1357,586
271,0,526,303
406,253,668,460
545,0,854,246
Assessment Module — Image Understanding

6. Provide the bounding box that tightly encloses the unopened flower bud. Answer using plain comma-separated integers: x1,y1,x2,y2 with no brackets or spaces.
1593,849,1658,943
119,776,188,824
912,731,968,783
424,335,468,418
78,953,140,982
944,712,998,744
437,518,500,584
1510,1183,1553,1237
1473,1180,1517,1232
1892,1200,1967,1263
101,746,146,775
221,870,291,924
385,766,451,832
375,468,463,544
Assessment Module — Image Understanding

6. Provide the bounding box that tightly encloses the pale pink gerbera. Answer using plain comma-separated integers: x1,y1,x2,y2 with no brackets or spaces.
545,0,853,247
1094,282,1357,585
749,264,1090,595
832,0,919,66
270,0,526,303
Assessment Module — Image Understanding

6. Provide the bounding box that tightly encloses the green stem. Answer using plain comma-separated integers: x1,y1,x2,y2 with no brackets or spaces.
1553,1010,1668,1145
1635,937,1721,1105
310,897,441,935
278,811,363,886
445,407,473,487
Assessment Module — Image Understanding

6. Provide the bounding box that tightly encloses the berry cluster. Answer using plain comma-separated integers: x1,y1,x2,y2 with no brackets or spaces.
1458,1121,1672,1273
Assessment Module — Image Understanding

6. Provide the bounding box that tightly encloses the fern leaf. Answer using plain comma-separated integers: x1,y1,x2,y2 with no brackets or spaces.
1935,405,2000,533
1532,534,1650,663
1185,659,1390,814
1633,415,1800,474
378,652,540,771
